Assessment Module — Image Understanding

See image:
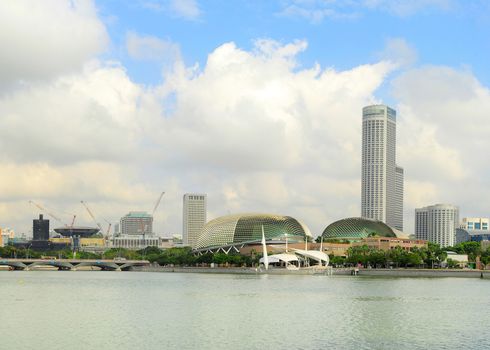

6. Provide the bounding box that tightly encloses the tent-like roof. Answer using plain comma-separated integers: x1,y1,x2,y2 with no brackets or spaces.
292,249,330,266
259,253,299,264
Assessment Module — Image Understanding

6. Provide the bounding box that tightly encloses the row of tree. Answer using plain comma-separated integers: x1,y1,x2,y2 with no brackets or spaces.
331,241,490,268
331,243,448,268
2,240,490,269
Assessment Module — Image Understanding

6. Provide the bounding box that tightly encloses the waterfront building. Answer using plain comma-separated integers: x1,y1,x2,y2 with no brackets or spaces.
415,204,459,247
120,212,153,236
33,214,49,241
111,235,173,250
194,213,311,251
321,217,409,242
183,193,207,247
361,105,404,231
239,237,426,258
444,251,469,268
454,217,490,243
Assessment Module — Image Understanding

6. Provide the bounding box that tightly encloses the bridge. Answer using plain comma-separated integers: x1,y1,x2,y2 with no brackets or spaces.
0,258,151,271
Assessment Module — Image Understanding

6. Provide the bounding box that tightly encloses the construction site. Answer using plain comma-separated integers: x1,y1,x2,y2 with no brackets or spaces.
0,192,176,252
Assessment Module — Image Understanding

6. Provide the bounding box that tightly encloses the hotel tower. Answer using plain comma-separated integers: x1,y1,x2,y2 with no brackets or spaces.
361,105,404,231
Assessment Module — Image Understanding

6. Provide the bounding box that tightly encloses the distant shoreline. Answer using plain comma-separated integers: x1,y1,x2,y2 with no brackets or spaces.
136,266,490,278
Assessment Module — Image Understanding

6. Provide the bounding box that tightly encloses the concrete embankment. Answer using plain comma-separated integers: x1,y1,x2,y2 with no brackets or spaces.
333,268,490,278
136,266,331,275
136,266,490,278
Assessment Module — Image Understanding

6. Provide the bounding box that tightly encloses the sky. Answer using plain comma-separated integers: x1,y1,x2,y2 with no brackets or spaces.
1,0,490,238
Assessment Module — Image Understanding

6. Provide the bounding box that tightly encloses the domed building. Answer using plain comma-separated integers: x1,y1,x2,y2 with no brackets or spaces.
194,213,312,250
322,217,408,242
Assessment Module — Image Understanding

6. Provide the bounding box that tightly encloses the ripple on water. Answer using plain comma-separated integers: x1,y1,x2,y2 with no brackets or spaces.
1,272,490,350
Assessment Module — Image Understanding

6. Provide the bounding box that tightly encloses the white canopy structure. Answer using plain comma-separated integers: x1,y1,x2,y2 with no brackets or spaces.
291,249,330,267
259,253,299,264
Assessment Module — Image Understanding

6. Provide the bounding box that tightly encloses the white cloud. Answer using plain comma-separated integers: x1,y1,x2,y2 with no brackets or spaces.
0,0,108,87
126,31,182,63
0,37,396,236
395,65,490,227
2,2,489,239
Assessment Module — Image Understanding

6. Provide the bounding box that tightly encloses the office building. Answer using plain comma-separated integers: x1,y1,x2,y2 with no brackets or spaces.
415,208,429,241
361,105,403,231
461,217,489,231
415,204,459,247
33,214,49,241
457,217,490,243
120,212,153,236
183,193,207,247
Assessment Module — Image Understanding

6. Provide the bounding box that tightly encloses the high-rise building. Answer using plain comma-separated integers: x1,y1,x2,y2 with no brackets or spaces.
33,214,49,241
415,208,428,241
415,204,459,247
361,105,403,230
120,212,153,236
183,193,207,247
394,166,404,231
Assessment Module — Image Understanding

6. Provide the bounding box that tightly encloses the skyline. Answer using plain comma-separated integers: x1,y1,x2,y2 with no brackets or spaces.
1,0,490,236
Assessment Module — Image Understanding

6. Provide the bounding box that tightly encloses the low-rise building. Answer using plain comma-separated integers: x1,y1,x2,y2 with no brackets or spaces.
352,237,427,251
111,235,173,250
444,251,469,268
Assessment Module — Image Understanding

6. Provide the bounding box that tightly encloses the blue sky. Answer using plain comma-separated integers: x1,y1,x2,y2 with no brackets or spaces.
99,0,490,92
1,0,490,236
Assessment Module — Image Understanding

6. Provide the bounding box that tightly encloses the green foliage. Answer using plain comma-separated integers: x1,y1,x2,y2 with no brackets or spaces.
344,242,447,268
444,241,480,262
155,247,196,266
0,245,273,268
446,258,459,269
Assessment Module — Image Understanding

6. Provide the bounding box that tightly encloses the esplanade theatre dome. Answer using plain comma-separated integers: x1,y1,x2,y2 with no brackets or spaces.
322,217,407,242
194,213,312,249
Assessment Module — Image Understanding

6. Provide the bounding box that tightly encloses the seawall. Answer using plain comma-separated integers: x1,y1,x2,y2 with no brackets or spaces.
136,266,490,278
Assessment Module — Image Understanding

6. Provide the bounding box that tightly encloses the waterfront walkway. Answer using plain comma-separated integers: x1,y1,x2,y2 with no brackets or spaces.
0,258,150,271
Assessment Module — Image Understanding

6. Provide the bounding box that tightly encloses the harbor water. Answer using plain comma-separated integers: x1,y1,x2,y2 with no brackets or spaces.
1,271,489,350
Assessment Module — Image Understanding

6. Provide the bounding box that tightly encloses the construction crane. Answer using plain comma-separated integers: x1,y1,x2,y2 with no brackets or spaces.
80,201,103,232
80,200,113,239
140,191,165,248
152,191,165,216
29,200,64,225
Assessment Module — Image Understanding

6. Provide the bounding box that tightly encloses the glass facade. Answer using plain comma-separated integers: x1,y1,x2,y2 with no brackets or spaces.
194,214,312,249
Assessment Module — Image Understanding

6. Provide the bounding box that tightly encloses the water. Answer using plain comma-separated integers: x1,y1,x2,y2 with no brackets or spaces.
1,271,489,350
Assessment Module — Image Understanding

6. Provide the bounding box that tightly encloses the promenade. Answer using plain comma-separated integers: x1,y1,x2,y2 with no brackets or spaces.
136,266,490,278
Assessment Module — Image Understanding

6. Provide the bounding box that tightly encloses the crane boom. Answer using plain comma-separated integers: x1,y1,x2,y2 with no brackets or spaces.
151,191,165,216
29,200,63,224
80,201,102,231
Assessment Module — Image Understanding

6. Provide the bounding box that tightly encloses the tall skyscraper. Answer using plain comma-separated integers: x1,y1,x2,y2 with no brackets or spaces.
33,214,49,241
183,193,207,247
361,105,404,230
120,212,153,236
415,204,459,247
